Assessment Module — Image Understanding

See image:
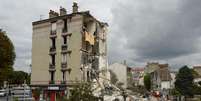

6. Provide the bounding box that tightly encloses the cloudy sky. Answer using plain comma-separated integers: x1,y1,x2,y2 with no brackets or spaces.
1,0,201,72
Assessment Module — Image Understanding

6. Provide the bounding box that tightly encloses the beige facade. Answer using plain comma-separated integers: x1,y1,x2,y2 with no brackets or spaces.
31,3,108,86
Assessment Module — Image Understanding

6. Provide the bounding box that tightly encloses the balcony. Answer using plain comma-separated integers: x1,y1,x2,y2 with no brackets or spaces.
61,81,66,84
50,30,57,38
49,64,56,71
61,63,71,72
61,44,72,54
61,44,67,50
61,62,67,68
49,80,55,84
62,31,72,36
49,46,56,55
61,62,68,71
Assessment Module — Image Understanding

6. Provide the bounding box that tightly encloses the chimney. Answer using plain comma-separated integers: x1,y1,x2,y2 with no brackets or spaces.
60,7,67,16
72,2,78,13
49,10,59,18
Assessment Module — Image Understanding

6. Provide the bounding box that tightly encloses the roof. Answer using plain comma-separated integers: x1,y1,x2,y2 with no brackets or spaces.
32,11,108,26
131,67,144,72
159,68,172,81
193,66,201,70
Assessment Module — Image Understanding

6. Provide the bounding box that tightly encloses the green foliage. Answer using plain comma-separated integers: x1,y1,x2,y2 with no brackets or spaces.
9,71,30,84
170,88,181,96
0,30,16,68
109,70,118,85
144,73,151,91
0,30,16,86
68,82,100,101
193,86,201,95
175,66,194,97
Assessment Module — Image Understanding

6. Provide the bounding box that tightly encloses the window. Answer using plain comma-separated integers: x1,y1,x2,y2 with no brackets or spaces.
51,38,56,48
50,55,55,65
63,19,68,32
63,36,67,44
62,53,67,63
51,22,56,31
62,71,66,81
51,71,54,81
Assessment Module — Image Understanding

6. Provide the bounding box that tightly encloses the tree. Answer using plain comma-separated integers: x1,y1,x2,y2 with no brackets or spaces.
175,66,194,97
144,73,151,91
0,30,16,86
9,71,30,85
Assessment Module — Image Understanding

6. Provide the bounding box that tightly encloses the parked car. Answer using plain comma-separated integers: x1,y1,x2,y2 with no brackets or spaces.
0,89,6,97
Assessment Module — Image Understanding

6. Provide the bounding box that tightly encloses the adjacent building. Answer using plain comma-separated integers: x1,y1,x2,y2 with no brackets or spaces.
145,62,172,90
127,67,145,86
109,63,127,88
193,66,201,86
31,2,108,100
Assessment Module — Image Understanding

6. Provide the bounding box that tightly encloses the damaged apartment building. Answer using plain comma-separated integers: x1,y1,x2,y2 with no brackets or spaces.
31,2,108,99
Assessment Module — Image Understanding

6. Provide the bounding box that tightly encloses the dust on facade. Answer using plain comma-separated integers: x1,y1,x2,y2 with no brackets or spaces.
31,2,110,99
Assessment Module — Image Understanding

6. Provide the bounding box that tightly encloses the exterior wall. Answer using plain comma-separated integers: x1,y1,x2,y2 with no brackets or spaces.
97,24,109,83
66,15,83,82
170,72,176,88
131,68,144,86
31,14,84,85
161,81,171,89
109,63,127,88
32,22,51,85
150,71,161,90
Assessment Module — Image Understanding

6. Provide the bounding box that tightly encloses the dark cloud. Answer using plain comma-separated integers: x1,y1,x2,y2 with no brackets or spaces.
1,0,201,71
109,0,201,66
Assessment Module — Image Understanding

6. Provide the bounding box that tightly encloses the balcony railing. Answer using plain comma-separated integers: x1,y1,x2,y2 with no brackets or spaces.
50,30,57,38
49,46,56,54
61,44,71,54
49,80,55,84
61,62,67,68
62,32,72,36
49,64,56,71
61,81,66,84
61,44,67,50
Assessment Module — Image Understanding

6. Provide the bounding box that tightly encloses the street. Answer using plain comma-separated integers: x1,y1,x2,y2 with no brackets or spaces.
0,96,13,101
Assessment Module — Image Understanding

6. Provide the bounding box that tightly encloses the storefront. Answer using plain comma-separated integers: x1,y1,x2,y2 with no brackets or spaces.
31,84,67,101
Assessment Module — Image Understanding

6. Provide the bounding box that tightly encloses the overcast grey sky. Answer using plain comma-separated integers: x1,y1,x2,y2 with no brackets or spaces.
1,0,201,72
